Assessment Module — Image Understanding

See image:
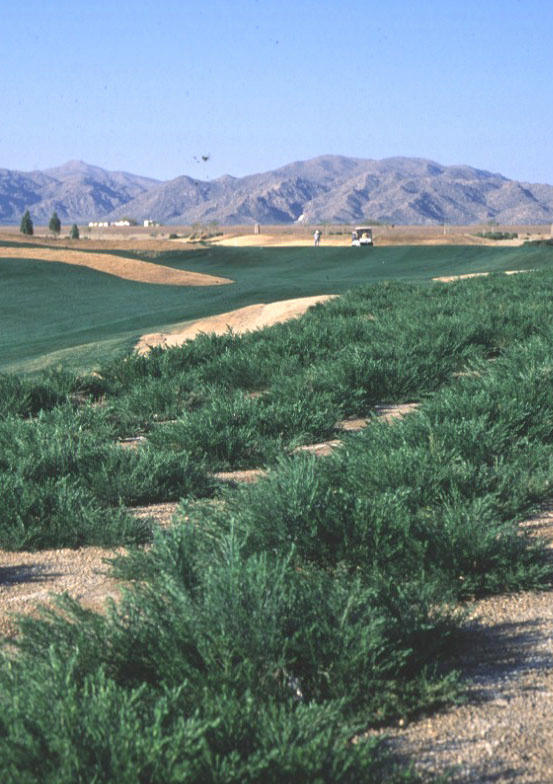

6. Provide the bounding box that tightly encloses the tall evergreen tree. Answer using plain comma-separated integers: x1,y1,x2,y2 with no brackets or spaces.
20,210,33,235
49,211,61,235
70,223,80,239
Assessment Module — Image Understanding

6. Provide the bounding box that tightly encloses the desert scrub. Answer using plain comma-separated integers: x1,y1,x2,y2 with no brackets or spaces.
0,368,74,418
101,372,210,437
6,269,553,776
0,473,150,551
8,270,553,550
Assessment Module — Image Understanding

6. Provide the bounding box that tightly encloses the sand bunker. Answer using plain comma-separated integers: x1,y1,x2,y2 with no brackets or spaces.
210,233,349,248
433,272,490,283
0,246,232,286
433,270,534,283
137,294,337,353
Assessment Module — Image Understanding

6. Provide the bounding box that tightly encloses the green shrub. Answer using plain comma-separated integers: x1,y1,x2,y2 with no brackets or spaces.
0,369,77,418
85,444,214,506
0,527,457,781
0,472,149,551
474,231,518,240
0,404,211,549
149,392,281,469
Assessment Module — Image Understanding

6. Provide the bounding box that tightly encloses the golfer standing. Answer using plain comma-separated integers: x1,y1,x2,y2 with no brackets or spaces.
313,229,321,246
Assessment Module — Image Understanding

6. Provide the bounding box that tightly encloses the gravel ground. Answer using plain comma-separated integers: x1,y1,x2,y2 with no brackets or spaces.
368,505,553,783
0,545,125,639
0,502,178,639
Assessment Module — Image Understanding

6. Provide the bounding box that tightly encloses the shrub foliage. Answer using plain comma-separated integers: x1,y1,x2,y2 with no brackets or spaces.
3,267,553,780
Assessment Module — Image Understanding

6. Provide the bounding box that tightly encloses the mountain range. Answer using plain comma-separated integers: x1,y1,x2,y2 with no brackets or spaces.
3,155,553,226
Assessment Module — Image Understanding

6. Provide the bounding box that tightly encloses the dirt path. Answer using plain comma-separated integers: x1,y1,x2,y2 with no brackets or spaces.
0,503,179,639
0,246,232,286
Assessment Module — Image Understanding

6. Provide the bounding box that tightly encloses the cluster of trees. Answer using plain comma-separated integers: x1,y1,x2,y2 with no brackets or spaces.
19,210,80,239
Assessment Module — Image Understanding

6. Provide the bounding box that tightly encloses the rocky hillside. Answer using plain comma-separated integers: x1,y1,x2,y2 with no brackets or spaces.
0,161,159,224
3,155,553,226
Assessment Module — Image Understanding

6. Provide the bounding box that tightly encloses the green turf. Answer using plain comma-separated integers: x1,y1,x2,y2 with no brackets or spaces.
1,242,551,373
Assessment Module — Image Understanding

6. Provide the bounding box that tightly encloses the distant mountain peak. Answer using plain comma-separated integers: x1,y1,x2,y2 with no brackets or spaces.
1,155,552,225
45,160,99,175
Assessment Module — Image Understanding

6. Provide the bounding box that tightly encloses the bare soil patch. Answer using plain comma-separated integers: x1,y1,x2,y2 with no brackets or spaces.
212,469,267,485
210,233,349,248
204,225,551,248
136,295,337,353
0,546,125,639
127,502,180,529
0,246,232,286
3,224,548,251
0,229,204,253
0,503,179,639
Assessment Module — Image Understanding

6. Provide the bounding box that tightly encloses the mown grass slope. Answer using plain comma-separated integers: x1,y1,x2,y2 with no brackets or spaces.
1,242,549,373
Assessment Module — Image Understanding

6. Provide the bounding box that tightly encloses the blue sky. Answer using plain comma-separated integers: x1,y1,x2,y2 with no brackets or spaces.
2,0,552,183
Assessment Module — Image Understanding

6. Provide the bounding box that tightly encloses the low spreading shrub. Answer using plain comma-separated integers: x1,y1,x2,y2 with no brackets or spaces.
0,527,457,781
0,404,212,549
5,265,553,779
0,472,149,551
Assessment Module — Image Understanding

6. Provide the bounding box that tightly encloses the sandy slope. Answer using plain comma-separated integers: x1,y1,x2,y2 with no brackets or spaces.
136,294,337,353
0,246,232,286
433,270,534,283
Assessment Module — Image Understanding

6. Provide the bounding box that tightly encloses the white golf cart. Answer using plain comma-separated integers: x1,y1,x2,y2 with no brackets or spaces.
351,227,373,247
